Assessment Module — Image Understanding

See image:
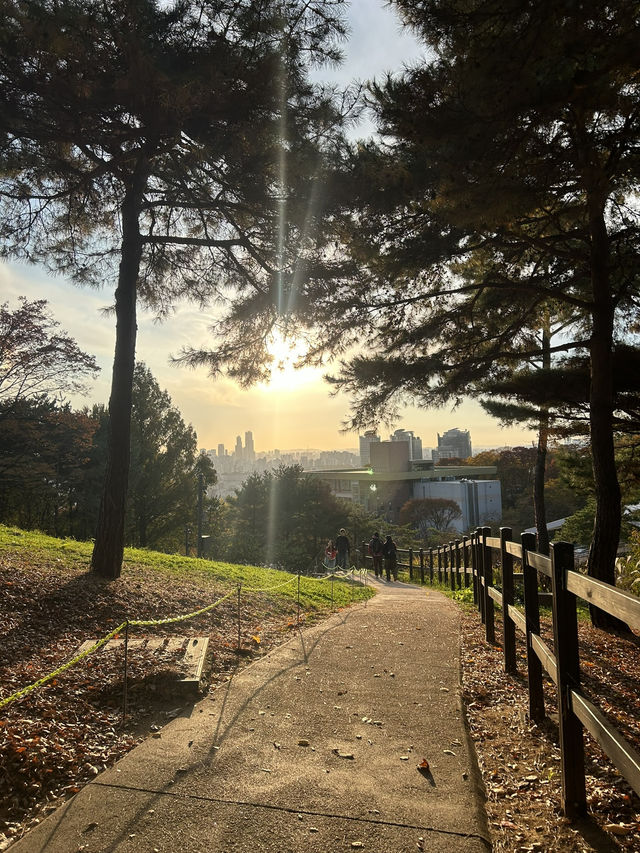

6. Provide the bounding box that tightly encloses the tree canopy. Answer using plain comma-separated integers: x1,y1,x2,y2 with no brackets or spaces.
127,363,205,551
281,0,640,621
0,298,98,413
398,497,462,538
0,0,349,578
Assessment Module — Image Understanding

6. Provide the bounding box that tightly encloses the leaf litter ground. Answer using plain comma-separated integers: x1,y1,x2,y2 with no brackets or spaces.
461,609,640,852
0,552,314,848
2,548,639,852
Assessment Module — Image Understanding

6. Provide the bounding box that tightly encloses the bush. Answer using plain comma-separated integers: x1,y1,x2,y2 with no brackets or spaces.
616,530,640,594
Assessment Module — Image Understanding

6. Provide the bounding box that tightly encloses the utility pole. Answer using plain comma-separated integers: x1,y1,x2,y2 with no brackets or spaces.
197,472,204,558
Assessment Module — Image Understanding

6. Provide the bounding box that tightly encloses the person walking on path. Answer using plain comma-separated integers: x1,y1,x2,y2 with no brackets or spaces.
369,531,383,578
382,534,398,581
335,528,350,570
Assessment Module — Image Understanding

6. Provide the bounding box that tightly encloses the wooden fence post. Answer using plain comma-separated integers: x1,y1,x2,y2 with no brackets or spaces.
521,531,544,724
476,528,485,621
429,547,434,583
455,539,461,589
551,541,586,818
463,537,470,587
500,527,516,675
482,526,495,643
471,531,480,608
449,541,455,590
419,548,425,584
361,540,367,574
409,547,414,580
437,547,443,584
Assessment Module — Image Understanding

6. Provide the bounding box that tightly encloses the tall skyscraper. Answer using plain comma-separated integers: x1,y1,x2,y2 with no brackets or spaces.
217,443,225,458
245,430,255,461
359,430,380,466
390,428,423,460
234,435,243,458
433,428,472,462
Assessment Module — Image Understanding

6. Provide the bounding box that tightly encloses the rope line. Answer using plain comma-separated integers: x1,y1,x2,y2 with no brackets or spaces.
0,567,368,711
0,622,126,710
129,589,235,627
1,588,235,710
241,575,298,594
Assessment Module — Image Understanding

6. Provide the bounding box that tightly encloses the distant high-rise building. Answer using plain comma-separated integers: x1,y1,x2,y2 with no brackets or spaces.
433,428,472,462
359,430,381,466
390,428,423,460
245,430,255,461
217,443,225,458
234,435,243,458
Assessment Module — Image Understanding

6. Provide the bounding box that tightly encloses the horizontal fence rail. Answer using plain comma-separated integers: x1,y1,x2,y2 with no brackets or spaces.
363,526,640,819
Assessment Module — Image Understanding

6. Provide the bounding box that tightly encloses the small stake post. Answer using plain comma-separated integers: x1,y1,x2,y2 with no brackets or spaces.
297,570,301,625
331,574,334,608
237,584,242,651
122,620,129,727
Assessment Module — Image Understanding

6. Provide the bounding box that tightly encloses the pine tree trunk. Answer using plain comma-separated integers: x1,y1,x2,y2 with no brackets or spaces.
534,415,550,556
586,197,626,631
91,174,145,579
534,320,551,557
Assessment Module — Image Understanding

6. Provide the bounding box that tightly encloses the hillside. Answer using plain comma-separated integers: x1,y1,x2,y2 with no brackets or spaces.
0,527,373,845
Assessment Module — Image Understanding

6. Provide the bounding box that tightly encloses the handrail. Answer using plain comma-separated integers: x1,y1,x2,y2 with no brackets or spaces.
567,571,640,632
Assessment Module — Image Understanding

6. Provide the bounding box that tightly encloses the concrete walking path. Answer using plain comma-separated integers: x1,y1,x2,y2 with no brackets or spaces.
11,578,491,853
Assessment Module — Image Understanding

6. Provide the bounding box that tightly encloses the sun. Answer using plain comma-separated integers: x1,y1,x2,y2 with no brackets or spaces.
260,330,322,392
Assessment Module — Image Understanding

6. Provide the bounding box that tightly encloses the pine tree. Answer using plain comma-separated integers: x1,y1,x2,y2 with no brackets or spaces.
0,0,348,577
296,0,640,625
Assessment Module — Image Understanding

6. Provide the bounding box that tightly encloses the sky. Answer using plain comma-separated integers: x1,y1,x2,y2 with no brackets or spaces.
1,1,535,455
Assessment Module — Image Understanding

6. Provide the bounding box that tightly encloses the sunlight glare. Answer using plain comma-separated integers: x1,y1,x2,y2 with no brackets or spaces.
260,331,321,393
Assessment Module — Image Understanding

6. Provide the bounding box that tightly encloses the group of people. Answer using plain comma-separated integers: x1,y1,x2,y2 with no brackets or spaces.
368,530,398,582
324,528,351,571
323,528,398,582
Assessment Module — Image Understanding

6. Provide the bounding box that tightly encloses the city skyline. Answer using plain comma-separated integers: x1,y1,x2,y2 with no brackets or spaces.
206,425,529,459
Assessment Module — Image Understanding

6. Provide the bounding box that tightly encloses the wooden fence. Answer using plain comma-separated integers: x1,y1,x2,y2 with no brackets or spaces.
361,529,640,818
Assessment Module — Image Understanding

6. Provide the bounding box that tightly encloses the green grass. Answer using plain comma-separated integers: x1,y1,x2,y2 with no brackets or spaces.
0,525,374,613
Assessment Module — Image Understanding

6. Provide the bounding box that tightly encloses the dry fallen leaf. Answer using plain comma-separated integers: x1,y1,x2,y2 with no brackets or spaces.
603,824,635,836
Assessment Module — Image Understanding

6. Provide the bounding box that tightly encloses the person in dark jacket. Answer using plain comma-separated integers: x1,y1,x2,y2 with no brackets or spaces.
369,531,383,578
382,534,398,581
335,528,350,570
